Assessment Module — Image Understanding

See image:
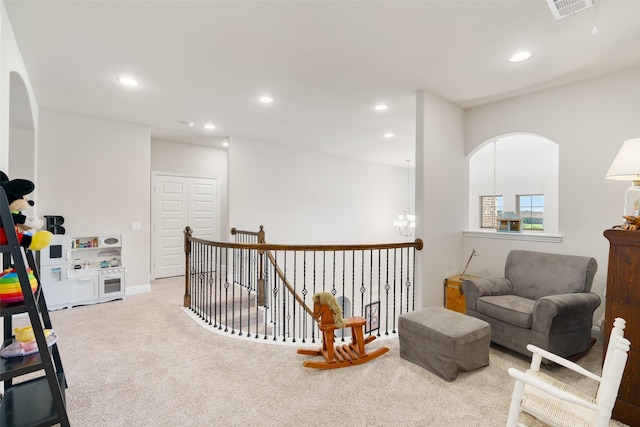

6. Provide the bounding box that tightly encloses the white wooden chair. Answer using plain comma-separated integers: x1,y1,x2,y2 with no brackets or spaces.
506,317,630,427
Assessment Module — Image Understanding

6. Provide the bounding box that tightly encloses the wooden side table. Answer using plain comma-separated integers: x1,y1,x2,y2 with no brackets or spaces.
444,274,475,314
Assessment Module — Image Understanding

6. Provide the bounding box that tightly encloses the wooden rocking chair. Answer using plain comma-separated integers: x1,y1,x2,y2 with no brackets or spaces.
297,292,389,369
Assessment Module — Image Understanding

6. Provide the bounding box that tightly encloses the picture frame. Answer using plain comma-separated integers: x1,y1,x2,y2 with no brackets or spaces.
364,301,380,334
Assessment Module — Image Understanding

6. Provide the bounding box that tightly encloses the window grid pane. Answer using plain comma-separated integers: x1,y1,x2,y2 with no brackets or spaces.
517,194,544,230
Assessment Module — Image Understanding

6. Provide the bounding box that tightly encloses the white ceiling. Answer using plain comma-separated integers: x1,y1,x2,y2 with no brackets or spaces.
5,0,640,166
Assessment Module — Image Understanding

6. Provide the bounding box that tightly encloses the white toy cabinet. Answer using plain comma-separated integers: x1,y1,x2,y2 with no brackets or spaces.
39,235,125,309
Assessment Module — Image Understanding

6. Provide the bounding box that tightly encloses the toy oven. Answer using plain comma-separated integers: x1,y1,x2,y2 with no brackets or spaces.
99,267,125,298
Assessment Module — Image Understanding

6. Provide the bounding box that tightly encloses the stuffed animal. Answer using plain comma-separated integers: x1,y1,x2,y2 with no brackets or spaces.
11,194,44,232
615,216,640,231
0,171,52,250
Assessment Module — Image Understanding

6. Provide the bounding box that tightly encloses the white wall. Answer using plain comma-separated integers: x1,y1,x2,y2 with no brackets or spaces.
0,2,39,174
416,91,466,308
8,126,34,181
463,68,640,327
228,137,409,245
151,138,229,239
37,109,151,292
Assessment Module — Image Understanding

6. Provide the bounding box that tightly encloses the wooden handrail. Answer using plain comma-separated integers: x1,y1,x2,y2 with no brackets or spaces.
265,250,314,317
224,225,423,318
184,225,422,341
188,236,424,252
184,224,424,339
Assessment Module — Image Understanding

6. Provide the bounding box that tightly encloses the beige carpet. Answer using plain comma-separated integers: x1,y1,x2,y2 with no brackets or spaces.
35,276,627,426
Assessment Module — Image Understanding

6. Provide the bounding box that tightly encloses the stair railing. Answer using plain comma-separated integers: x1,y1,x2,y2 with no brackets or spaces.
184,226,423,344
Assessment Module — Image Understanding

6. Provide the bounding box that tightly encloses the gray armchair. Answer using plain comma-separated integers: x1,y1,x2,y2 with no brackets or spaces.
462,250,601,359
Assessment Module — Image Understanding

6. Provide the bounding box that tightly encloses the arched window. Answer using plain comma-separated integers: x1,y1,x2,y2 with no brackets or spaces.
468,133,559,236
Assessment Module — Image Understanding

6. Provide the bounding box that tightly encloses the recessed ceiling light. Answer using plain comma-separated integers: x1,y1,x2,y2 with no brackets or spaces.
180,121,195,127
117,76,139,86
259,96,274,103
508,51,532,63
374,104,389,111
203,123,216,130
222,141,229,148
384,133,395,138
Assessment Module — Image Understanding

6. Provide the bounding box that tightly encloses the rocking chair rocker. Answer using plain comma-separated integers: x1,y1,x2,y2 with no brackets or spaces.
297,292,389,369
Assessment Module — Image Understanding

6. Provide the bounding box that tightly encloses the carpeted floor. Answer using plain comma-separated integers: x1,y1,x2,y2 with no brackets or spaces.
32,276,628,426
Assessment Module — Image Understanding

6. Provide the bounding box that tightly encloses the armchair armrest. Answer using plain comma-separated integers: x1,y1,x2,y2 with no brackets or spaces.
531,292,601,334
461,277,512,311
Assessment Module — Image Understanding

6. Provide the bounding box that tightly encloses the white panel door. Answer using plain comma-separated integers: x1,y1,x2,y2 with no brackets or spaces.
189,178,218,241
152,174,218,279
154,175,187,279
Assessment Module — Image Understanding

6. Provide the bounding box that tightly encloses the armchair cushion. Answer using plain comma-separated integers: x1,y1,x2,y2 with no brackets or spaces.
505,250,597,299
462,277,512,311
476,295,535,329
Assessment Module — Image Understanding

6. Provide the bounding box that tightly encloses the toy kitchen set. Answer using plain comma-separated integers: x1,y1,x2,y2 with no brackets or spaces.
38,235,125,310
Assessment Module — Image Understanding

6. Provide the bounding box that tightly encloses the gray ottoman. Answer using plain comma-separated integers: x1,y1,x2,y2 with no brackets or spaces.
399,307,491,381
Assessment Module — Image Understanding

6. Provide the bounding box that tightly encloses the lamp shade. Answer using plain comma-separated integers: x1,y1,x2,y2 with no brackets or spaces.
606,138,640,181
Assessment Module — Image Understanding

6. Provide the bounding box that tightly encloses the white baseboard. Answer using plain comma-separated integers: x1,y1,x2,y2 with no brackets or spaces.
126,284,151,296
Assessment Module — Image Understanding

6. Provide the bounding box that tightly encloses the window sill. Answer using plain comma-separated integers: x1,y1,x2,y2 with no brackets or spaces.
463,230,563,243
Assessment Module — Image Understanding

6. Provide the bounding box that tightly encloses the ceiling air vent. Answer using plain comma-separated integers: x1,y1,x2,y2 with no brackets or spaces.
546,0,594,20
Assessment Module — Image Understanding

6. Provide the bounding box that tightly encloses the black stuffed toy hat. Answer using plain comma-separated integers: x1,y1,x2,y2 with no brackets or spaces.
0,171,51,250
0,171,35,204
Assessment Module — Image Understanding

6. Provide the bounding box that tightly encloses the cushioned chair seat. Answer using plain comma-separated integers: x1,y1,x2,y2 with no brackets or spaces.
477,295,535,329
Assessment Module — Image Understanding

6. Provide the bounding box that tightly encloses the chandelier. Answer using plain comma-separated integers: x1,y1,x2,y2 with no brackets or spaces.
394,160,416,236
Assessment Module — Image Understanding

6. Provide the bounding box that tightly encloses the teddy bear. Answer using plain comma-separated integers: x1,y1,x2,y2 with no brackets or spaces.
0,171,52,250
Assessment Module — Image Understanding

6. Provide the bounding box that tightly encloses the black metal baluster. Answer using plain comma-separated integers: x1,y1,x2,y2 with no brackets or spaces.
392,248,397,334
263,262,270,340
399,246,404,316
385,249,390,335
224,245,230,333
360,250,366,317
246,247,253,338
272,250,279,341
292,251,297,343
311,251,317,344
282,252,288,342
301,251,308,343
238,246,244,336
351,250,356,318
405,247,411,312
207,244,212,325
213,245,219,328
377,249,381,337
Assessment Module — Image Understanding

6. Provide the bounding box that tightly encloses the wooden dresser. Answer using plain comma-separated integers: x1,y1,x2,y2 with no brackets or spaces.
603,229,640,426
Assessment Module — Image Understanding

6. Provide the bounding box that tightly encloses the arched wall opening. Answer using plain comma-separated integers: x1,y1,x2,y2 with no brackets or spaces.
8,71,35,182
468,133,559,235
